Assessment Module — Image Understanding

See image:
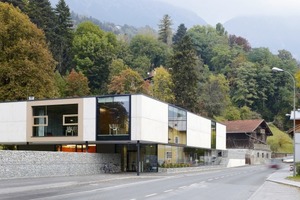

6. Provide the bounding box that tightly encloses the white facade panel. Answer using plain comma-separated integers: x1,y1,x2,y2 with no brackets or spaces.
83,98,96,141
216,123,226,150
0,102,27,143
131,95,168,143
187,113,211,148
295,133,300,162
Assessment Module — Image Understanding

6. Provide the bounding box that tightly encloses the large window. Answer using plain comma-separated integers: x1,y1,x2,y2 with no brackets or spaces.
32,104,78,137
97,96,130,140
168,106,187,145
211,121,216,149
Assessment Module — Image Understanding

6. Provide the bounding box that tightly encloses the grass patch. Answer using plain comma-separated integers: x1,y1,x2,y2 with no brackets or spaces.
287,176,300,182
267,124,293,153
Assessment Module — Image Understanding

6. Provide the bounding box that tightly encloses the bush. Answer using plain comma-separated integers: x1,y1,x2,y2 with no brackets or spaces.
296,162,300,175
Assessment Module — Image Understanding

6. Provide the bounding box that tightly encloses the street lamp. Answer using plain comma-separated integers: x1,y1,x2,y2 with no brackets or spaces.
272,67,296,176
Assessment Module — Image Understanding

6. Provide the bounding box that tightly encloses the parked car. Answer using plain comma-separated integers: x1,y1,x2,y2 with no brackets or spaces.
282,156,293,163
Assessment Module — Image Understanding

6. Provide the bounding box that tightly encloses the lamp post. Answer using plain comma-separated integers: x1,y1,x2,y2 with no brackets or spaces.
272,67,296,176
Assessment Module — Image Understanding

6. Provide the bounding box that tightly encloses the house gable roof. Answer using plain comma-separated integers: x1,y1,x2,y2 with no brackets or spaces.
223,119,273,135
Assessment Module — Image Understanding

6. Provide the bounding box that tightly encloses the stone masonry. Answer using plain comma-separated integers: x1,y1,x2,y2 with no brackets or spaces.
0,150,120,179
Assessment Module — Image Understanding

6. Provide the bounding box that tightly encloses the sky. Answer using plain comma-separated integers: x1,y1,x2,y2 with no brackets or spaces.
162,0,300,25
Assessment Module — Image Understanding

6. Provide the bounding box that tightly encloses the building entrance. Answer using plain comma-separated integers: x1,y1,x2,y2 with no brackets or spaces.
116,144,158,173
127,151,137,172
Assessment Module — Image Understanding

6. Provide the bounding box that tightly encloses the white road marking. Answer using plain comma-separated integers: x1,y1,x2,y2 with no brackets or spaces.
164,189,173,193
179,186,187,189
145,193,157,198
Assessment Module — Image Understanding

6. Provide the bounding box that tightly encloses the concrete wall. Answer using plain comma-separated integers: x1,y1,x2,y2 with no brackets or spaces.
187,113,211,148
0,102,27,143
226,149,247,167
0,150,120,179
226,148,271,167
216,123,226,150
131,95,169,143
83,97,96,141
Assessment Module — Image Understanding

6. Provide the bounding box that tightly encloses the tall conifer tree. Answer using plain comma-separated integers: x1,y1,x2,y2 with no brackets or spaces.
170,35,201,112
173,23,187,45
158,14,173,46
26,0,57,62
54,0,73,74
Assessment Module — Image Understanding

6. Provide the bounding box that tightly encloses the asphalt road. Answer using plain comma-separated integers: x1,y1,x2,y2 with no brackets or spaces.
1,165,300,200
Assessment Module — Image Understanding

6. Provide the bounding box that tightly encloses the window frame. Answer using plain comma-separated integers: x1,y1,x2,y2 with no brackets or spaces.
63,114,79,126
33,116,48,127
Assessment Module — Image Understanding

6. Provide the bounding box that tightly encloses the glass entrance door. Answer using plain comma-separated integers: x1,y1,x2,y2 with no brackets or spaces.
127,151,137,172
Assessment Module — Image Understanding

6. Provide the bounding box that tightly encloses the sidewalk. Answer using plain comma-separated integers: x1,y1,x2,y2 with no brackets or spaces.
267,165,300,188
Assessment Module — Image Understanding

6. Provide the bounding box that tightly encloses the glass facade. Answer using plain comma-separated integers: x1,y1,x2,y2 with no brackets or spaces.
32,104,78,137
115,144,158,172
158,145,187,166
211,121,216,149
168,106,187,145
97,96,130,140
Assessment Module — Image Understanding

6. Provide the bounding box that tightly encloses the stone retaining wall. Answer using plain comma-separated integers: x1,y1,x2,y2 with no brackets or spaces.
0,150,120,179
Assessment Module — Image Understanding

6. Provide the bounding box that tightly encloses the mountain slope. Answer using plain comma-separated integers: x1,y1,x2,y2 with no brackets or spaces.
224,15,300,59
50,0,206,28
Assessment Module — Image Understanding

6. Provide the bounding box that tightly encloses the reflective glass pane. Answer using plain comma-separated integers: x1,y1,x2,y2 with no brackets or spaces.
97,96,130,137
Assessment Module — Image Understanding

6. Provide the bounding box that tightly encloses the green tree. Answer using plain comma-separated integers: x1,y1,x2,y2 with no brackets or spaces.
231,62,258,107
108,68,149,94
53,0,73,74
216,23,227,36
200,74,230,118
170,35,201,112
0,0,25,10
65,69,90,97
158,14,173,46
151,66,175,103
108,59,129,80
210,44,233,73
223,106,241,121
0,2,57,100
173,23,187,45
187,25,228,68
129,34,170,72
72,21,117,93
54,70,66,97
239,106,261,120
26,0,57,56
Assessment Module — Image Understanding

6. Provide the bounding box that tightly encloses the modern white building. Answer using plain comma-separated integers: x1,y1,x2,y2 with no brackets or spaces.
0,94,226,173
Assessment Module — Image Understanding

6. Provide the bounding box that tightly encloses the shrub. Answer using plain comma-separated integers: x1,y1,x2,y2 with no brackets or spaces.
296,162,300,175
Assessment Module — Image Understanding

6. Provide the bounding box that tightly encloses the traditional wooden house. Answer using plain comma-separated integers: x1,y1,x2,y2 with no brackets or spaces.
223,119,273,165
224,119,273,149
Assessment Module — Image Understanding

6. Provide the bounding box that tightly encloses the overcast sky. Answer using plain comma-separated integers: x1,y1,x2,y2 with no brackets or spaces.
162,0,300,25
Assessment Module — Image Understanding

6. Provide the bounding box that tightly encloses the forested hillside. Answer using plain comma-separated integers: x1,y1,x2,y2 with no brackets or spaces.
1,0,300,133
